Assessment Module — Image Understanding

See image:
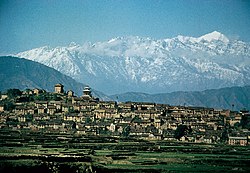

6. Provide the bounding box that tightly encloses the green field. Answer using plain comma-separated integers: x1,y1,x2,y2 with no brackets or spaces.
0,130,250,172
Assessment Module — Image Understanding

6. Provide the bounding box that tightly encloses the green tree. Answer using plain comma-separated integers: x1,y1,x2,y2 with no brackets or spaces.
240,115,250,130
85,117,91,124
174,125,191,140
4,102,15,111
34,93,48,101
72,122,77,129
221,129,229,142
53,94,61,101
7,89,22,99
25,114,33,122
122,125,131,137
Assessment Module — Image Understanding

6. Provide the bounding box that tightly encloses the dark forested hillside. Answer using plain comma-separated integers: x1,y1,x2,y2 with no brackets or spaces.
0,56,107,98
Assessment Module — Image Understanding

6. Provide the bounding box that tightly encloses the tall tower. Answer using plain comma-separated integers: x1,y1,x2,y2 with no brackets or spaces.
54,83,64,94
82,86,92,99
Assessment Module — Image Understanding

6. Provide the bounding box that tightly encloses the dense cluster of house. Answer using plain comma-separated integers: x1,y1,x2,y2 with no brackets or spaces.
0,84,250,146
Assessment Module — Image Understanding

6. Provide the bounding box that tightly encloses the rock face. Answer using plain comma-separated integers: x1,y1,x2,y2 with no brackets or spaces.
17,31,250,94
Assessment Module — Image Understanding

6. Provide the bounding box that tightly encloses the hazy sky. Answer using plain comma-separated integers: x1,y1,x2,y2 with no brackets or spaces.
0,0,250,54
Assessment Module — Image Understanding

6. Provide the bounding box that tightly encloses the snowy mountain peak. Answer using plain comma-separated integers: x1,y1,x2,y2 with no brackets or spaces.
16,31,250,94
198,31,229,43
68,42,79,47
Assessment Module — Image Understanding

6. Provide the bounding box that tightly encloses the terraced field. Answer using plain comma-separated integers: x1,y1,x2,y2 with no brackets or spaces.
0,130,250,172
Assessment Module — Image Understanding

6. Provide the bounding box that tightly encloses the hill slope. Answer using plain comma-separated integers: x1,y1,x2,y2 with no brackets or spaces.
0,56,107,99
17,31,250,94
1,56,249,110
110,86,250,111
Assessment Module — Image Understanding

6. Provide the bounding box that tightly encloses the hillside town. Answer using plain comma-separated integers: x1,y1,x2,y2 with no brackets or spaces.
0,84,250,146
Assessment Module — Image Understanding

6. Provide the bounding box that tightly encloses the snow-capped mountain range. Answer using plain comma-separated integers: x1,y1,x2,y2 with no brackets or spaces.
16,31,250,94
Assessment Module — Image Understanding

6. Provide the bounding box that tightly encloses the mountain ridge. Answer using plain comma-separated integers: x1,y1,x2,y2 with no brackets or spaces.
109,85,250,111
1,56,250,110
16,31,250,94
0,56,108,99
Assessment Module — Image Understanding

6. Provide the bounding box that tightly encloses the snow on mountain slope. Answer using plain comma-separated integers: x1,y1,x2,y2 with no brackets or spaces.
197,31,229,43
16,31,250,94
